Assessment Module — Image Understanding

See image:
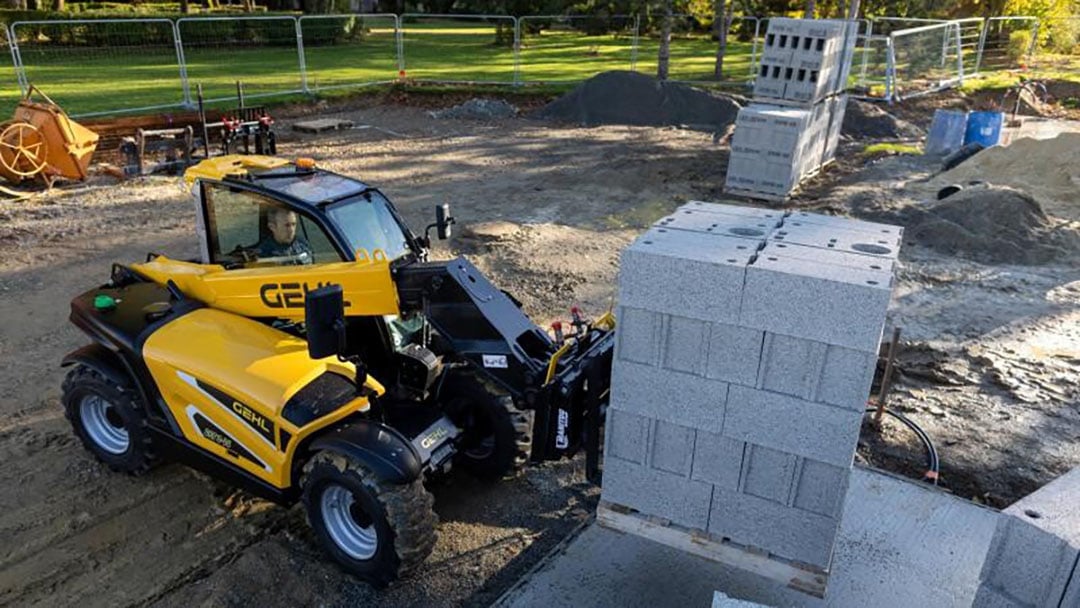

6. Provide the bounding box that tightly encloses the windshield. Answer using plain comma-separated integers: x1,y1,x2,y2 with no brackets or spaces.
325,191,413,261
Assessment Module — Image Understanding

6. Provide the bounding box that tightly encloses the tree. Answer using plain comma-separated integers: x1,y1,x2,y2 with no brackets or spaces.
713,0,730,78
657,0,673,79
804,0,816,16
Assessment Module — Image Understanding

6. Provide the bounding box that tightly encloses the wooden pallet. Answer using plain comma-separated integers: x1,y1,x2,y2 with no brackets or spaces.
596,501,828,598
292,118,355,134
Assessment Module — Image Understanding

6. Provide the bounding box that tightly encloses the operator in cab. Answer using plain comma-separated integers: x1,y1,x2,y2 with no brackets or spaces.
258,207,313,265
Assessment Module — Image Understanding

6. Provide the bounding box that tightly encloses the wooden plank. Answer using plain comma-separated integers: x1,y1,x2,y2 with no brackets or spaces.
596,501,828,598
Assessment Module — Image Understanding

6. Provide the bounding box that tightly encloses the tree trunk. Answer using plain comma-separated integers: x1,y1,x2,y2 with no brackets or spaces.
803,0,815,18
656,0,673,80
713,0,729,79
179,0,190,13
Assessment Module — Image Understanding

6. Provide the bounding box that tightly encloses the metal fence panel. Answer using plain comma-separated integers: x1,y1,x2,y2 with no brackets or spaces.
299,14,399,92
0,27,23,118
889,21,966,101
400,15,517,84
517,15,638,84
177,16,305,104
10,19,185,117
978,16,1038,72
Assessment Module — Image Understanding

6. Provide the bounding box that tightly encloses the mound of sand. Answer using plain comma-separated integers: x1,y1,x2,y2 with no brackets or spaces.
842,99,924,140
900,185,1079,265
930,133,1080,221
534,70,741,131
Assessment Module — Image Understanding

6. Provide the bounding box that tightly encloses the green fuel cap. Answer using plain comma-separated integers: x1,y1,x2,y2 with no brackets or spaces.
93,294,117,311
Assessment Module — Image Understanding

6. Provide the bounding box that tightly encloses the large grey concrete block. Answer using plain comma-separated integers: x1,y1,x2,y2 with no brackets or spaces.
601,456,714,530
615,306,661,366
739,254,893,353
705,322,764,386
783,210,904,241
755,332,877,411
978,466,1080,607
740,443,799,505
709,485,840,568
723,385,862,468
650,419,697,477
604,407,651,465
618,227,757,324
682,201,783,220
792,458,849,518
691,430,745,490
972,586,1026,608
611,360,728,434
655,209,783,241
771,221,902,259
761,240,896,272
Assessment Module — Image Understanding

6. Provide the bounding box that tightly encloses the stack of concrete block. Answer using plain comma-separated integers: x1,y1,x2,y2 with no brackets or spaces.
973,466,1080,607
726,18,857,199
602,200,902,573
753,18,856,104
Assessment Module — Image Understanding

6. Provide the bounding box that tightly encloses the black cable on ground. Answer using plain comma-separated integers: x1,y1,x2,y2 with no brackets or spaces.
866,407,941,486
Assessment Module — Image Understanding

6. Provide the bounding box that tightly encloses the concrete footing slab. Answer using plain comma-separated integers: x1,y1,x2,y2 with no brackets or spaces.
494,467,998,608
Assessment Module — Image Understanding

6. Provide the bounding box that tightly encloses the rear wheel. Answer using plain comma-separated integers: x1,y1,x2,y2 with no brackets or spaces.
61,365,157,474
443,375,533,480
301,451,437,588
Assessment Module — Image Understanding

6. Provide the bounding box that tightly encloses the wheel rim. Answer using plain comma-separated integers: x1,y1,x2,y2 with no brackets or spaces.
79,394,129,455
463,435,495,460
321,484,378,560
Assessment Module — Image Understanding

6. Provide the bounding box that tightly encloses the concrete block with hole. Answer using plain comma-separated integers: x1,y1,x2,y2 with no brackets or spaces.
785,210,903,239
604,407,651,465
618,226,758,324
649,419,697,477
691,430,745,490
601,454,714,530
614,306,662,366
655,208,783,241
739,254,894,353
682,201,785,220
723,385,863,468
759,240,896,272
610,360,728,434
974,466,1080,607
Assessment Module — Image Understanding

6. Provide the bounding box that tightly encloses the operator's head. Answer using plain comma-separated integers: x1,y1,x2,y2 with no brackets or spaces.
267,207,298,246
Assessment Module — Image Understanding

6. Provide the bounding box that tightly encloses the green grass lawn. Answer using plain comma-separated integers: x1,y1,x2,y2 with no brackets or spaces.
0,18,759,117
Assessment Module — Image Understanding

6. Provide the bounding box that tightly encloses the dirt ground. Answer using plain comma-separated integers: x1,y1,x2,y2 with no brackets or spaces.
0,96,1077,607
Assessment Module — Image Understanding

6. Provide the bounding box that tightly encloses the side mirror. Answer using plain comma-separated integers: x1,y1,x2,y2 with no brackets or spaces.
305,285,345,360
435,203,454,240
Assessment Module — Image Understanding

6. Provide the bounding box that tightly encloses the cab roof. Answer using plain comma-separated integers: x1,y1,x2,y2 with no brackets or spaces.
184,155,373,207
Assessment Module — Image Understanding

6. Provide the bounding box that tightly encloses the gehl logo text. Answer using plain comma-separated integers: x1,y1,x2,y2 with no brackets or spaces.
259,282,348,309
232,401,271,433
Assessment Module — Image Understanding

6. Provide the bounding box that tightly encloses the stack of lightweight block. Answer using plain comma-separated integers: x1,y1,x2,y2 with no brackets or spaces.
726,18,856,199
973,466,1080,607
602,200,902,572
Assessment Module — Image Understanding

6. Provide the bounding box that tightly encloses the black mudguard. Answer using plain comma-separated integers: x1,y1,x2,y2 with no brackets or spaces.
308,420,424,485
61,343,131,388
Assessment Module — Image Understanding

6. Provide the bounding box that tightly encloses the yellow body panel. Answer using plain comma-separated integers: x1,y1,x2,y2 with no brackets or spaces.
183,154,290,188
143,308,385,488
132,254,401,320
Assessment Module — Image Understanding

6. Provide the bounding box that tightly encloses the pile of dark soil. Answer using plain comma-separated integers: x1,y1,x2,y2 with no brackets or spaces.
842,99,924,140
534,70,741,131
899,185,1080,265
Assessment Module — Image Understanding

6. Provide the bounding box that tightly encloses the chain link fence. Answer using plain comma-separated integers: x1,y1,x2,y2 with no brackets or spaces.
0,13,1062,116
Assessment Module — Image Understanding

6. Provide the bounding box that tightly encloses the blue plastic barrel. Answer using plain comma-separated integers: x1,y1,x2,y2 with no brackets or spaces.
963,111,1004,148
925,110,968,156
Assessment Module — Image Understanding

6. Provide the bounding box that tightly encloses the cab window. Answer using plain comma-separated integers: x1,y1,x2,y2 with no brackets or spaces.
202,183,342,267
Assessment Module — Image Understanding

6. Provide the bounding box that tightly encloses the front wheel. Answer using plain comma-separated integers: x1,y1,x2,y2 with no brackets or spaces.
61,364,157,474
442,375,533,481
301,451,437,587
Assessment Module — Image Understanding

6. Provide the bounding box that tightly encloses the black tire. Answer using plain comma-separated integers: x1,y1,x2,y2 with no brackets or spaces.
61,364,157,474
301,451,437,588
442,374,533,480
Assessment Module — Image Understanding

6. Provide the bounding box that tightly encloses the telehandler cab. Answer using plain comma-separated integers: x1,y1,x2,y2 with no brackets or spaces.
61,155,615,585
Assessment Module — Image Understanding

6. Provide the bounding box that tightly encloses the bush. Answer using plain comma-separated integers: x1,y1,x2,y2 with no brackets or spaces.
1007,29,1032,61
